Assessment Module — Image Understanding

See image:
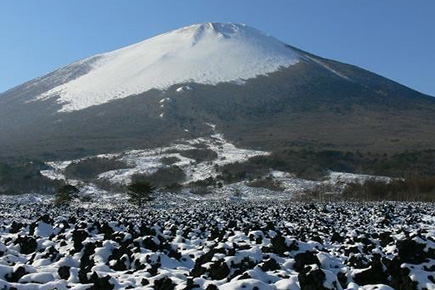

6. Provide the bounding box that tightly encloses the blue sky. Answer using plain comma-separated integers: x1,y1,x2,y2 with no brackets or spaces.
1,0,434,96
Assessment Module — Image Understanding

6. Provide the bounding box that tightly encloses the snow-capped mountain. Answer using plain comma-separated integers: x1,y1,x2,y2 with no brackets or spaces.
35,23,301,112
1,22,435,161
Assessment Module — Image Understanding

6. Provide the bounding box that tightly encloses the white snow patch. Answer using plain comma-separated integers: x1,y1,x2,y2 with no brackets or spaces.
19,272,55,284
176,85,193,92
304,55,350,80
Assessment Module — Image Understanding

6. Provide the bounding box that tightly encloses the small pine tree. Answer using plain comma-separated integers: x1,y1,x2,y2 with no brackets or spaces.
127,181,155,206
55,184,79,204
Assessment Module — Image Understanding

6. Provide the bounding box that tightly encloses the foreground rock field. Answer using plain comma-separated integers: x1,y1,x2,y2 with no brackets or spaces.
0,201,434,290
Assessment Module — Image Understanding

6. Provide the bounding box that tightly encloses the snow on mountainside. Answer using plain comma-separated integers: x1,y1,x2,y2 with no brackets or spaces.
35,23,301,112
41,132,270,185
38,130,393,203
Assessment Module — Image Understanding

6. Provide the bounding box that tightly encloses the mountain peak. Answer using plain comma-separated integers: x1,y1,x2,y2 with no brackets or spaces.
181,22,248,33
172,23,272,45
34,23,301,112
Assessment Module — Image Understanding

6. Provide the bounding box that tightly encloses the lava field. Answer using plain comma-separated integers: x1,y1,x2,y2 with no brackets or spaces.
0,201,434,290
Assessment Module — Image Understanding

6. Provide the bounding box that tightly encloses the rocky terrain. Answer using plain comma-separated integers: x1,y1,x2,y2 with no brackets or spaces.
0,200,433,290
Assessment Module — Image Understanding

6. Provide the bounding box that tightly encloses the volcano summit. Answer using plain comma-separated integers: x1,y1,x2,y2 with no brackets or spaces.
35,23,302,112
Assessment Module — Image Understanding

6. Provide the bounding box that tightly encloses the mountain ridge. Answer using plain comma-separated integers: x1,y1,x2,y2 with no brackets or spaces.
0,23,435,162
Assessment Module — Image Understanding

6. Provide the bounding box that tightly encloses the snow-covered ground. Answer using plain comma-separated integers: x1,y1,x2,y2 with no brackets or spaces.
0,201,433,290
41,132,269,186
34,23,302,112
39,131,392,202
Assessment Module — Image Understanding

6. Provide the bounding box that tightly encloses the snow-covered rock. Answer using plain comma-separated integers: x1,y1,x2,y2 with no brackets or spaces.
0,201,433,289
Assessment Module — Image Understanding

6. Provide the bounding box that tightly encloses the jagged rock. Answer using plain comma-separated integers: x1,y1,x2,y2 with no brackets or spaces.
58,265,70,280
208,260,230,280
15,236,37,254
294,251,321,272
6,266,28,283
9,221,24,234
72,229,88,252
260,258,281,271
154,276,175,290
298,268,328,290
88,272,114,290
397,238,433,264
354,255,388,285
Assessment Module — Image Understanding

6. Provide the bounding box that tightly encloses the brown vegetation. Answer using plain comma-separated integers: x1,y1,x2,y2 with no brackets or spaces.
64,158,131,181
296,177,435,202
179,149,218,162
160,156,181,165
0,159,61,194
247,177,285,192
342,177,435,202
131,166,186,189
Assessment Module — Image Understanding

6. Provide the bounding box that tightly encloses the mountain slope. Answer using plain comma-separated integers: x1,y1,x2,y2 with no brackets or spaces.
1,23,435,161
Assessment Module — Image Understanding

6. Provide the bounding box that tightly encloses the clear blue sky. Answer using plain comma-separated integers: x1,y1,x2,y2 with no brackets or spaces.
1,0,434,96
